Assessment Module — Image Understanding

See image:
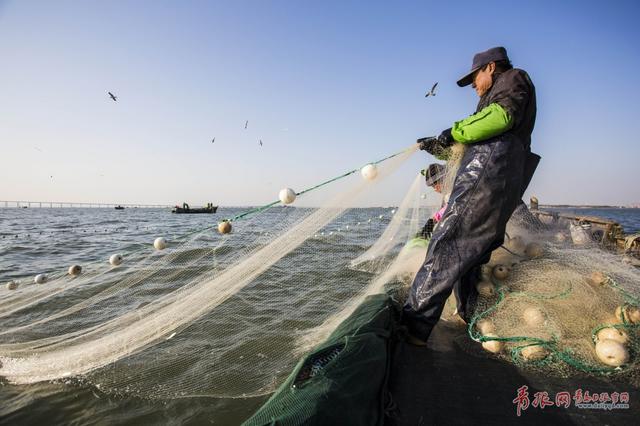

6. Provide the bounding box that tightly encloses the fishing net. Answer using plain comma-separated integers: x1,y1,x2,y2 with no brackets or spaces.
1,141,639,404
0,144,437,398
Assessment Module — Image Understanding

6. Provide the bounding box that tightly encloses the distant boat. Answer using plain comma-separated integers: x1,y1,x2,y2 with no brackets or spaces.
115,205,125,210
172,203,217,214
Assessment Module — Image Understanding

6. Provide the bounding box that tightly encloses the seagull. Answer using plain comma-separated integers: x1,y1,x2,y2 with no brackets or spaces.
425,82,438,97
244,120,249,129
211,137,215,144
259,139,263,146
108,92,117,101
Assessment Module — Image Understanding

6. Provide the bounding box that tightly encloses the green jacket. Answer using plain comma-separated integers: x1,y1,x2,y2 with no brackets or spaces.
451,68,536,146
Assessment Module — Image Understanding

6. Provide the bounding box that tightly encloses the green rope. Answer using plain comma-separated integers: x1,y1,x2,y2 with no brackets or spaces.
607,276,640,305
223,146,414,223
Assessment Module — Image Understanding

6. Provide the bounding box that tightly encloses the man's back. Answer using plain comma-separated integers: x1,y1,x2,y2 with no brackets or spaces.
477,68,537,148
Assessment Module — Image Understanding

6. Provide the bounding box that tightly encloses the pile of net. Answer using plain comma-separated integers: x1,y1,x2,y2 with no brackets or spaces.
0,142,639,401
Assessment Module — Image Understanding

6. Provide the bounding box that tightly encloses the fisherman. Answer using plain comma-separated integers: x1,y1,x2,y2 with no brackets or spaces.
417,163,446,239
404,46,539,344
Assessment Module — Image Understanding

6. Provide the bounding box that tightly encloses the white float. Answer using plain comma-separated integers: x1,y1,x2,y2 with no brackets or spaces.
6,281,18,290
476,281,495,297
492,264,511,280
521,345,549,361
476,319,495,334
68,265,82,276
595,339,629,367
34,274,47,284
523,307,546,327
154,237,167,250
218,221,232,234
596,327,629,345
481,334,504,354
361,164,378,181
278,188,297,205
109,254,123,266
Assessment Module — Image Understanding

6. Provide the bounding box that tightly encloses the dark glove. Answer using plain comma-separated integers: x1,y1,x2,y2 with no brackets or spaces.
417,128,454,156
418,218,435,239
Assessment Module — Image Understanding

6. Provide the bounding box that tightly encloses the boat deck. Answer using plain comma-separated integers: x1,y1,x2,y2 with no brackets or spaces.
386,321,639,425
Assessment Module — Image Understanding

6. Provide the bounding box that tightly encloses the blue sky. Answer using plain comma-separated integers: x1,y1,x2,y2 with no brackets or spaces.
1,0,639,206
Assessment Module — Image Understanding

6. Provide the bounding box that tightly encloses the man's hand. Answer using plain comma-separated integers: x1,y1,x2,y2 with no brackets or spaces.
417,128,454,156
417,136,438,152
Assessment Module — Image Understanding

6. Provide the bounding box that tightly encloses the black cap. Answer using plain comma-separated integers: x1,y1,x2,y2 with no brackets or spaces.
421,163,446,186
457,46,510,87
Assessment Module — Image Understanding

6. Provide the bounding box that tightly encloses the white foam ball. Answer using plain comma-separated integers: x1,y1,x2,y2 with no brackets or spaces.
481,334,504,354
523,307,546,327
278,188,297,204
476,319,495,335
476,281,495,297
361,164,378,181
109,254,123,266
154,237,167,250
68,265,82,276
521,345,549,361
597,327,629,345
595,339,629,367
34,274,47,284
6,281,18,290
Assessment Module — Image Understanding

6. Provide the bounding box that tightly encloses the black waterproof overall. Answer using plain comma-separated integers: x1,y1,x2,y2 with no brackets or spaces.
404,69,537,341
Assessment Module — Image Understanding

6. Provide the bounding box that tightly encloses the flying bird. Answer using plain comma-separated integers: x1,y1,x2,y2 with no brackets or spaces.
211,137,215,144
259,139,263,146
108,92,117,101
244,120,249,129
425,82,438,97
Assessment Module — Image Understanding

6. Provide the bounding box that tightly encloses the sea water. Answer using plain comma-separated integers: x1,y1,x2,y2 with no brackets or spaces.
0,206,638,424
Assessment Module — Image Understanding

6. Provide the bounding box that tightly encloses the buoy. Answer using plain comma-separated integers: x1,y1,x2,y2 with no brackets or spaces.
524,242,543,259
6,281,18,290
521,345,549,361
109,254,123,266
154,237,167,250
218,221,232,234
523,307,546,327
278,188,297,204
480,265,493,281
492,264,510,280
596,327,629,345
554,232,567,243
595,339,629,367
588,271,608,286
615,305,640,324
476,319,495,334
34,274,47,284
68,265,82,276
481,334,504,354
476,281,495,297
506,235,526,253
361,164,378,181
378,215,383,219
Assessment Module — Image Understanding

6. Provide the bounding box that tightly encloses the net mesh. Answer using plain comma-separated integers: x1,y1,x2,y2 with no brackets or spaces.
1,143,639,401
